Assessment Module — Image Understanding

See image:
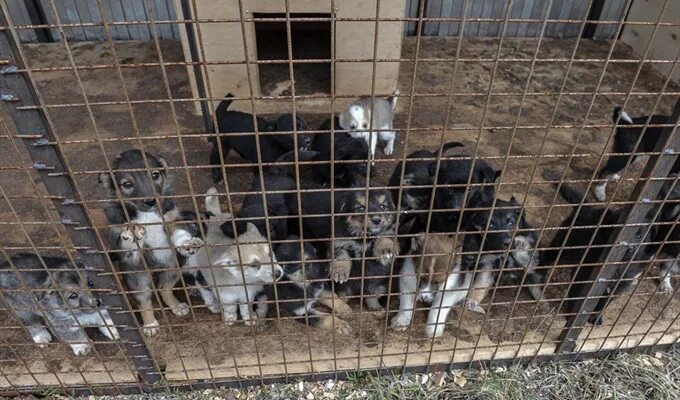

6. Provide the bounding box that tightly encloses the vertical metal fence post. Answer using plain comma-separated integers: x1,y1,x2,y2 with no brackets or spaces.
556,98,680,355
0,8,162,387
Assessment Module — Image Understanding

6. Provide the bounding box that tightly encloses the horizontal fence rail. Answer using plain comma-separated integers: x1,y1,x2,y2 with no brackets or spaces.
0,0,679,395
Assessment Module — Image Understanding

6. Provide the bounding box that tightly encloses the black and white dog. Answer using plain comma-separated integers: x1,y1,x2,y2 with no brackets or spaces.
593,107,675,201
209,93,310,183
254,239,353,333
544,173,653,325
0,254,119,355
99,149,186,336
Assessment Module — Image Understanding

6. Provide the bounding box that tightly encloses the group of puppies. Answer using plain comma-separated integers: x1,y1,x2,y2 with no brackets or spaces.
1,96,677,354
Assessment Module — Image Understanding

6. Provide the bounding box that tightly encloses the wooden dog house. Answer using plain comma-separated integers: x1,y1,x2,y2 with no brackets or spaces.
174,0,404,113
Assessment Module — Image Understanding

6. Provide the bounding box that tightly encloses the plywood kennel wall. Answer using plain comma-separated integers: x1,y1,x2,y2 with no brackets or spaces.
174,0,404,114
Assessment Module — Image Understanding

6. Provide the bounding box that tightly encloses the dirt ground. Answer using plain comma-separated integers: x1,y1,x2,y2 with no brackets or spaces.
1,37,679,388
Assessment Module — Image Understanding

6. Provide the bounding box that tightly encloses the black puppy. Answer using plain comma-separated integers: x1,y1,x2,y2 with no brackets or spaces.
294,182,397,284
220,166,297,244
593,107,675,201
255,239,352,333
463,195,544,304
388,141,464,213
209,93,310,183
429,154,501,233
310,117,371,186
544,173,652,325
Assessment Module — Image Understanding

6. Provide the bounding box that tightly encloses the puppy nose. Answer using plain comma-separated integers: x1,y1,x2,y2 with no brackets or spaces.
503,238,512,246
371,216,382,225
143,199,156,207
95,299,101,308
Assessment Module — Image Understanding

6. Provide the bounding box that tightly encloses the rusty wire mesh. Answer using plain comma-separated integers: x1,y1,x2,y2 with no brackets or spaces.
1,0,680,395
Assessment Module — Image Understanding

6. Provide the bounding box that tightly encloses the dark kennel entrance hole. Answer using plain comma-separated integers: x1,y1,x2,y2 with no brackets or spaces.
254,13,331,95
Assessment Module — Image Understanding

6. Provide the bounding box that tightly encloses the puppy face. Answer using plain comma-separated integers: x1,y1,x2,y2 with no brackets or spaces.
274,114,312,150
98,150,169,212
275,240,324,282
339,104,370,131
340,189,396,236
50,269,101,315
468,197,524,252
218,223,284,284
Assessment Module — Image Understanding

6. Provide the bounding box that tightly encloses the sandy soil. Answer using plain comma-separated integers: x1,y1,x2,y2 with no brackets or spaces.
1,37,679,388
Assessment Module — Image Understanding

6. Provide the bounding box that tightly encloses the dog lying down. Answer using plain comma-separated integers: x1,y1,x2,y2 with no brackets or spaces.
173,188,284,328
0,254,119,356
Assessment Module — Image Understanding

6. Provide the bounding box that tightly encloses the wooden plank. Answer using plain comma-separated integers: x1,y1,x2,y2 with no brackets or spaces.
566,0,589,38
84,0,107,40
39,0,61,41
526,0,546,38
594,0,626,39
465,0,483,36
515,0,533,37
61,0,87,41
488,0,504,37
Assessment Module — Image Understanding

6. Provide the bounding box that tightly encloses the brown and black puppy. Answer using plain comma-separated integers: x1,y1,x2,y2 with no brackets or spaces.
293,180,398,289
99,149,185,337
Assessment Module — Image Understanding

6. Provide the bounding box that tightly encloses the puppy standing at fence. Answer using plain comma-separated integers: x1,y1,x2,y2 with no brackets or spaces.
173,188,284,327
339,91,399,163
0,254,119,355
100,149,188,336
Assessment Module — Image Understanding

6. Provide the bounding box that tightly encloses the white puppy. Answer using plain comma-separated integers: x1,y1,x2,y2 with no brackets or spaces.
173,188,283,326
339,91,399,162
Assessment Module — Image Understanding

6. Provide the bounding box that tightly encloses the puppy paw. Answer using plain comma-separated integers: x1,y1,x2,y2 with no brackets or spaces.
383,144,394,156
223,313,238,326
206,302,221,314
70,342,93,356
465,300,486,314
100,325,120,341
143,320,160,337
171,302,190,317
425,323,445,338
330,258,352,283
333,318,352,335
365,298,385,312
659,280,674,293
121,224,146,242
177,237,204,256
419,291,435,304
390,312,412,331
373,237,395,266
31,330,52,347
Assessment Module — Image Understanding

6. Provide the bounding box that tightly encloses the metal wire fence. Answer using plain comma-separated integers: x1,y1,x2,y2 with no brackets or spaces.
0,0,679,395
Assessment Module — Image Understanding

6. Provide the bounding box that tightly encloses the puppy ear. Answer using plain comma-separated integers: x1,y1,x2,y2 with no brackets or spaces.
510,194,517,202
99,172,114,190
494,169,502,182
246,222,260,235
157,154,169,170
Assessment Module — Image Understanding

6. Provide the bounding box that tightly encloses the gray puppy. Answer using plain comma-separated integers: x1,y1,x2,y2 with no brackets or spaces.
0,254,119,356
99,149,186,337
338,91,399,163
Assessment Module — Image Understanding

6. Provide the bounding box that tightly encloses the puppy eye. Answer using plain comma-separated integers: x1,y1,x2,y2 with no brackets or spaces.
362,123,368,129
87,280,94,288
350,124,357,130
68,293,78,300
151,171,161,181
380,203,388,210
354,205,365,213
250,261,260,268
120,181,133,189
489,223,495,229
